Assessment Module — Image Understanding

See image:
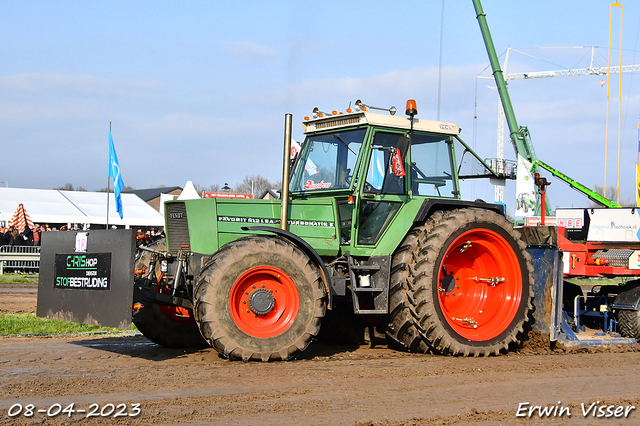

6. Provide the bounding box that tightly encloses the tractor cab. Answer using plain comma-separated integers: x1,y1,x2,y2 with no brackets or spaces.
289,100,466,250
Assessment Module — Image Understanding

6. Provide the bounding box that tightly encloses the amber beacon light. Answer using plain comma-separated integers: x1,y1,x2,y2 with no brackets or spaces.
405,99,417,118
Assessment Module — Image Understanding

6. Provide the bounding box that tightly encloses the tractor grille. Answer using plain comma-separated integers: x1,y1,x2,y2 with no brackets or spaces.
593,249,634,268
165,202,190,254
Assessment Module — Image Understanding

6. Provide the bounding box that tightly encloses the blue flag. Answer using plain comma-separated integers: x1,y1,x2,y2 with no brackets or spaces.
108,129,124,219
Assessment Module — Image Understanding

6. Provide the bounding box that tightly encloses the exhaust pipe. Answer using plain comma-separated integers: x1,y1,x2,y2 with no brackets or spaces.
280,113,292,230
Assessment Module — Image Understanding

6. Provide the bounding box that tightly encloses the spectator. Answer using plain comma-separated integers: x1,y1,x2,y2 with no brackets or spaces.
32,225,40,246
22,226,34,245
0,226,10,246
10,228,24,246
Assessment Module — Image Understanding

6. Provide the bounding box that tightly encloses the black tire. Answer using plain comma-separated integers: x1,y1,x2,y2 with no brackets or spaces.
132,298,208,348
619,309,640,339
193,236,326,361
387,208,533,356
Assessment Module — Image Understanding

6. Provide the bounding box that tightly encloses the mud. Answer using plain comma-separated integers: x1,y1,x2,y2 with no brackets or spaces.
0,283,37,314
2,282,640,425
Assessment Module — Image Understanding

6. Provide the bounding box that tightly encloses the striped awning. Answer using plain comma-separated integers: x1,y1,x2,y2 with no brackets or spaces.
8,203,35,233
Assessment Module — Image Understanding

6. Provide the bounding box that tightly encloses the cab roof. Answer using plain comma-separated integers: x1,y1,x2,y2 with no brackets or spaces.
302,111,461,136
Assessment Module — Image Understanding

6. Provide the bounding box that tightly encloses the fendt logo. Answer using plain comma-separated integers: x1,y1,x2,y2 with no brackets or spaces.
168,212,184,219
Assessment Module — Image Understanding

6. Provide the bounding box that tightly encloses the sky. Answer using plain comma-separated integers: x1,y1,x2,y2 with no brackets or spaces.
2,0,640,215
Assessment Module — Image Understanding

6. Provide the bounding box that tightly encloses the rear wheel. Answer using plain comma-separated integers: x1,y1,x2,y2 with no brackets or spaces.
388,208,533,356
193,236,326,361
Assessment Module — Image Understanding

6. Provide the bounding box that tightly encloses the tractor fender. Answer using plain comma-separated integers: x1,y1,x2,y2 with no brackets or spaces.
612,283,640,311
414,198,505,224
241,225,332,309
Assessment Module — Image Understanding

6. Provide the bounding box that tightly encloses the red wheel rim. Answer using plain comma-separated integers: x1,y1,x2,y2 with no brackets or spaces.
437,228,522,341
229,266,299,338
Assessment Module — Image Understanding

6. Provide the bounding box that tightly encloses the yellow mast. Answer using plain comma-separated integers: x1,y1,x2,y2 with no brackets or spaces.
606,1,623,203
637,108,640,207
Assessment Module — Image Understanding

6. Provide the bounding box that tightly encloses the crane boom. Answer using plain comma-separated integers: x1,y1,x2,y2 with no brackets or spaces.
534,159,620,208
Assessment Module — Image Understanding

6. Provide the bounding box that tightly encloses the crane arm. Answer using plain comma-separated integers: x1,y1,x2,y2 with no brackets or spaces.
534,159,620,208
506,64,640,81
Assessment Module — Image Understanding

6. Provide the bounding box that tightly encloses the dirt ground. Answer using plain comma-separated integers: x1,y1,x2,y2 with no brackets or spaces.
2,282,640,426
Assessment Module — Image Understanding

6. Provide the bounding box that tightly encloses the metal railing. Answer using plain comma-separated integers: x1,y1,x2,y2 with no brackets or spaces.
0,245,41,274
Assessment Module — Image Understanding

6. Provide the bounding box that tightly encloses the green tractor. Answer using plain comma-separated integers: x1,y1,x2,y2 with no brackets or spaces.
133,100,534,361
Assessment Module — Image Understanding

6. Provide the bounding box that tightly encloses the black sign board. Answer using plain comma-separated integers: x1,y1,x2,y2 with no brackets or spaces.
37,229,136,329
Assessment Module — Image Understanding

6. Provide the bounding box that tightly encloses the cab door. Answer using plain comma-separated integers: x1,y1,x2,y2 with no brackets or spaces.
353,131,409,248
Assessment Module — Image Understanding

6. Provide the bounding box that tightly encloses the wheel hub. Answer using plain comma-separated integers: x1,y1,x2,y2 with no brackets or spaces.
248,288,276,315
441,274,456,293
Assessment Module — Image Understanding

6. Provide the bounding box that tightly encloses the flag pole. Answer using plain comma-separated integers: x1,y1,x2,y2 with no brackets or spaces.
106,122,111,230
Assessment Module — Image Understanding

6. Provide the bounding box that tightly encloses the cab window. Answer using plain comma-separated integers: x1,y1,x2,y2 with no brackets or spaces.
409,134,457,197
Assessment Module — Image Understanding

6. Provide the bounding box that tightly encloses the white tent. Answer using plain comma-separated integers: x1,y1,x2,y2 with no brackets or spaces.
61,191,164,227
177,180,200,200
0,187,164,229
0,188,88,225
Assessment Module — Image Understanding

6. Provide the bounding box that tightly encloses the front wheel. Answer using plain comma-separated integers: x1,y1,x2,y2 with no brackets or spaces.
388,208,533,356
193,236,326,361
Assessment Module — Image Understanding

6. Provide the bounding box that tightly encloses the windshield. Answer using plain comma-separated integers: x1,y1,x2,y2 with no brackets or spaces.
290,128,366,192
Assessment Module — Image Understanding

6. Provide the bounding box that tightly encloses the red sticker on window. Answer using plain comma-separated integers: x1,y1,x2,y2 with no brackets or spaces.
304,180,332,189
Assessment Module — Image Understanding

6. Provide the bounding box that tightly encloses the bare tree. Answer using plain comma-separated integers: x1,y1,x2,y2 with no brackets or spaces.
194,183,222,196
97,185,135,192
54,183,75,191
54,183,88,191
592,184,635,207
234,175,279,199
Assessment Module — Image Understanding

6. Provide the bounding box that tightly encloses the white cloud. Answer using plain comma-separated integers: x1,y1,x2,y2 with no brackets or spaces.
0,73,164,96
221,41,278,61
133,113,243,144
0,73,167,126
244,64,485,120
